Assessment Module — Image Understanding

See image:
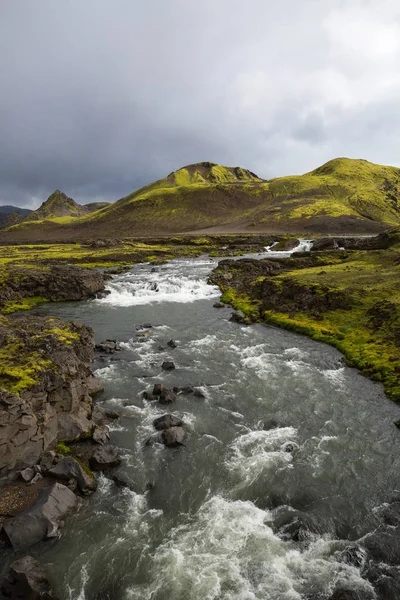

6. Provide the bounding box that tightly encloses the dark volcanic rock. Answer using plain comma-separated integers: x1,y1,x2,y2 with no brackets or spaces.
95,339,120,354
0,265,106,311
0,316,99,479
153,383,166,396
162,426,187,447
161,361,175,371
0,555,59,599
153,414,184,430
48,456,97,495
2,483,78,551
158,389,177,404
229,311,252,325
89,445,121,471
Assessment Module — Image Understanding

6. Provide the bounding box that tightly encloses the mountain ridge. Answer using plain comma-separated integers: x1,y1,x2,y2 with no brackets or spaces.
2,157,400,242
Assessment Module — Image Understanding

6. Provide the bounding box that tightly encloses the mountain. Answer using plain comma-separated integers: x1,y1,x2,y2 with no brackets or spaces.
0,206,32,230
2,158,400,242
24,190,89,221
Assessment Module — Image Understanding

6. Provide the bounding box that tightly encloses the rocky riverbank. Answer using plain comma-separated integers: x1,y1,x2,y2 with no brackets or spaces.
0,265,122,595
210,241,400,402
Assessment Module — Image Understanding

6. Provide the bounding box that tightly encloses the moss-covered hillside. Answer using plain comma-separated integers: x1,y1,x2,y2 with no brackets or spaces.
3,158,400,242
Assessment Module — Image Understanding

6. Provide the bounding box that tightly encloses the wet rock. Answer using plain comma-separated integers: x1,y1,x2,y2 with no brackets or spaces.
161,361,175,371
91,405,120,426
273,509,321,542
167,339,177,348
162,426,187,447
111,471,133,489
49,456,97,495
95,340,120,354
0,555,59,599
89,445,121,471
136,323,152,329
149,282,159,292
213,302,225,308
2,483,78,551
158,389,177,405
153,414,184,430
229,311,252,325
92,425,110,445
95,289,111,299
20,467,35,483
379,501,400,526
152,383,166,396
193,388,205,398
180,385,194,395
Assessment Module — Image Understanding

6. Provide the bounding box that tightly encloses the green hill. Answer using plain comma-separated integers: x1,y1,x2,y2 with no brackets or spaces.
25,190,88,221
2,158,400,242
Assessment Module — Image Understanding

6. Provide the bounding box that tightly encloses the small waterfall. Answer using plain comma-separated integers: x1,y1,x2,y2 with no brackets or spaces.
292,238,314,253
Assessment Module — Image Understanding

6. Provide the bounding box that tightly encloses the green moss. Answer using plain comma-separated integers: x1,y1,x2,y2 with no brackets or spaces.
56,442,71,456
220,288,260,320
2,296,48,314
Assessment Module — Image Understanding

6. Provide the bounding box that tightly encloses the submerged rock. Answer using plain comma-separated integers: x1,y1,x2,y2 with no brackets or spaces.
161,361,175,371
2,483,78,551
162,426,187,447
0,555,59,600
167,339,177,348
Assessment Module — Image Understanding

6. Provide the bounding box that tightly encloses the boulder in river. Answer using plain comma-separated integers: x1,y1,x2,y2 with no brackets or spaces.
229,311,252,325
89,445,121,471
167,339,177,348
0,555,59,600
161,361,175,371
153,414,184,430
95,339,121,354
153,383,166,396
162,426,187,447
2,483,78,551
158,389,177,404
48,456,97,495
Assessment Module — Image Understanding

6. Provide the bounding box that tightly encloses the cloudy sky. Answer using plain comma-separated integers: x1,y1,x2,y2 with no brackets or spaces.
1,0,400,208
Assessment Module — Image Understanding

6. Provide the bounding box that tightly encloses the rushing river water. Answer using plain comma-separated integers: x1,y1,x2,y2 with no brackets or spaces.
5,251,400,599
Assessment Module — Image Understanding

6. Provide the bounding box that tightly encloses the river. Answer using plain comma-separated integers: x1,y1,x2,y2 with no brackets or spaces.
4,251,400,599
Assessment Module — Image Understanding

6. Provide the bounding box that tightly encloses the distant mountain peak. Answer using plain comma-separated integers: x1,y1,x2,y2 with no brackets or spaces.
27,190,88,220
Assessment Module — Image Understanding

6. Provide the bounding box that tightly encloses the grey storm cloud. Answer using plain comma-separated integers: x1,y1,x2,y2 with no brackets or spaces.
1,0,400,207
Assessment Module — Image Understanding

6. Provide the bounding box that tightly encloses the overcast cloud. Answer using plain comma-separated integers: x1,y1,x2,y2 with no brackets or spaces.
1,0,400,208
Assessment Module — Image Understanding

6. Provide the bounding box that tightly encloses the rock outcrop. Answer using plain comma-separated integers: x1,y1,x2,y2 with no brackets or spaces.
0,315,103,481
2,482,78,551
0,264,107,312
0,555,59,599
